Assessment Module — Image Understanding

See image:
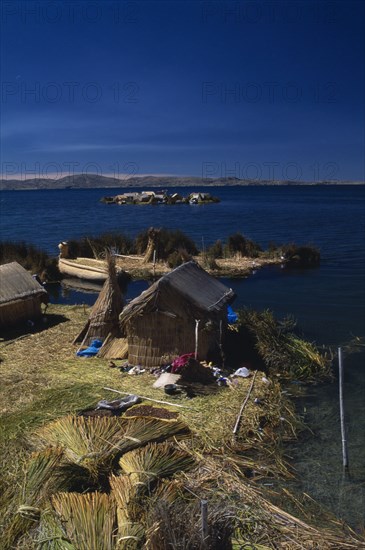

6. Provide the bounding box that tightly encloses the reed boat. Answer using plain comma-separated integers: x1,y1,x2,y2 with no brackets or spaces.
58,257,113,282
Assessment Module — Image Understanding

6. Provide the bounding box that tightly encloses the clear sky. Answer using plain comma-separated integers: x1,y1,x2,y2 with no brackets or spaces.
1,0,364,181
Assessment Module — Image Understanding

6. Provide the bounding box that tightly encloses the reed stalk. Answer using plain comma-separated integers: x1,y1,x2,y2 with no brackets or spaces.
51,492,117,550
119,442,195,490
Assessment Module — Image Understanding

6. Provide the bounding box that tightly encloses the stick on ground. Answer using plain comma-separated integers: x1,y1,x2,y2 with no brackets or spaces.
232,370,258,437
103,387,193,409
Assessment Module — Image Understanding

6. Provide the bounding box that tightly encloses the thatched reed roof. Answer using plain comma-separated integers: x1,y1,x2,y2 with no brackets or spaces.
0,262,48,305
73,255,124,345
120,261,235,326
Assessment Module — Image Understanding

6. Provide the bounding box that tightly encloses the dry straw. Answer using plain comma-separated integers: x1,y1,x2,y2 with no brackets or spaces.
181,454,364,549
33,415,190,478
119,441,195,490
5,448,67,547
38,509,76,550
51,492,116,550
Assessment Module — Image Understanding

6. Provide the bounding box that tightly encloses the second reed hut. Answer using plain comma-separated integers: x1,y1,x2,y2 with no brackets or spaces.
0,262,49,328
119,261,235,368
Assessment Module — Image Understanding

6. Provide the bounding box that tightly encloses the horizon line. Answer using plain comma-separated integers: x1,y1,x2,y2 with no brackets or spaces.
1,173,364,185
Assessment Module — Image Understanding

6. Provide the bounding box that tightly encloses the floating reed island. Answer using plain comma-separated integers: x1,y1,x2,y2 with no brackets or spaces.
0,229,320,285
100,190,220,205
57,227,320,282
0,298,363,549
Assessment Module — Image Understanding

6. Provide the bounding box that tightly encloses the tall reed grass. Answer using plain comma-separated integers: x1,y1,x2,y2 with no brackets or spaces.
235,308,332,381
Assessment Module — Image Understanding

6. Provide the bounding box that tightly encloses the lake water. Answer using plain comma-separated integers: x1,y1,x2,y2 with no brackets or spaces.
1,184,364,528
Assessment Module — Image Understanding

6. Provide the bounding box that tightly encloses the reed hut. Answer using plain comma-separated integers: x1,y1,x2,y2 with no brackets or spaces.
0,262,49,328
119,261,235,368
73,255,124,347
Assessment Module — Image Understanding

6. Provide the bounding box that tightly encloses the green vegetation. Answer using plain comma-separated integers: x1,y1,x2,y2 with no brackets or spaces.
0,241,60,281
135,227,198,259
229,309,332,382
225,233,263,258
67,232,134,259
206,239,224,259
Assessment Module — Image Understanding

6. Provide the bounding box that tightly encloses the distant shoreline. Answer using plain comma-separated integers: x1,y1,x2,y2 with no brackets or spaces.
1,174,364,191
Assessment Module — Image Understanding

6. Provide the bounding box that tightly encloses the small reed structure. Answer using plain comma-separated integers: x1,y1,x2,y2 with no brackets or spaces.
73,255,124,347
0,262,49,328
119,261,235,368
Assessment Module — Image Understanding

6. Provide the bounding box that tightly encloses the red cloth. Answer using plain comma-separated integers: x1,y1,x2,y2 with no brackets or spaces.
171,353,195,373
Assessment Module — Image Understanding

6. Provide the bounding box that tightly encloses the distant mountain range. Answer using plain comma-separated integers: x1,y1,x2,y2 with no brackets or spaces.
0,174,363,190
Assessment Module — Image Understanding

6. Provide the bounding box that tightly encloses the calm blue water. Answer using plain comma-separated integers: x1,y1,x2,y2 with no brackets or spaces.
1,184,364,527
1,186,364,263
1,185,364,342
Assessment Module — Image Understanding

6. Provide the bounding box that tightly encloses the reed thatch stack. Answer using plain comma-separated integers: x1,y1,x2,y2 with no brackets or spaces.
73,254,123,346
143,227,160,263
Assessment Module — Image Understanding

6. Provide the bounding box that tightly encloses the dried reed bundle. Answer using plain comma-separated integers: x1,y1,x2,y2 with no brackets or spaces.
34,416,190,470
22,447,66,503
38,508,76,550
33,416,189,487
110,474,140,524
119,442,195,490
33,416,128,477
116,521,145,550
109,474,146,549
51,492,116,550
4,448,67,548
108,433,192,527
110,443,195,530
115,417,191,454
73,253,124,345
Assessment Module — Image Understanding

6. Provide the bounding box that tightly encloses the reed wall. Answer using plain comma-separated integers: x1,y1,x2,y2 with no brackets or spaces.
0,296,43,328
126,311,223,368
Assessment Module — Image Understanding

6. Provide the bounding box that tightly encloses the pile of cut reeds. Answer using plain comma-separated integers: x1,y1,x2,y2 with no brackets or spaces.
4,413,192,548
4,402,365,549
235,308,332,382
179,454,364,549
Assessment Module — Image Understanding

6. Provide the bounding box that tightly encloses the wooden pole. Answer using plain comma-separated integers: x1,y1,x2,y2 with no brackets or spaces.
219,319,225,367
103,387,193,409
201,499,208,545
232,370,258,437
338,347,349,469
195,319,200,360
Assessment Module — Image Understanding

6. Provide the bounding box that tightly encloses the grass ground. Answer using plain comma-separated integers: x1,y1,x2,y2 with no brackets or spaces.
0,304,292,479
0,305,363,548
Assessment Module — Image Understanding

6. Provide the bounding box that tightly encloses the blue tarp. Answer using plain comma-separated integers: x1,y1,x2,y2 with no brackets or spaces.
227,305,238,324
77,339,103,357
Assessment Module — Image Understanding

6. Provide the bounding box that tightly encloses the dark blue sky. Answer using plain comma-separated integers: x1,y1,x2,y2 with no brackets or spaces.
1,0,364,181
